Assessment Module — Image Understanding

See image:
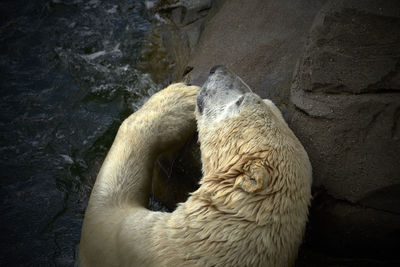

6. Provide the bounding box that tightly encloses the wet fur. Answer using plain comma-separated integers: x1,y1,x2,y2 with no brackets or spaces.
79,82,312,267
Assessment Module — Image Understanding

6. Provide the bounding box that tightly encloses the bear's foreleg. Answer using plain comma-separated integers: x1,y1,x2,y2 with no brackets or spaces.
87,83,199,208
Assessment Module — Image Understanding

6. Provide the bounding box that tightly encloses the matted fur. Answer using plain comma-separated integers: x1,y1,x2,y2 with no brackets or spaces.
79,80,312,267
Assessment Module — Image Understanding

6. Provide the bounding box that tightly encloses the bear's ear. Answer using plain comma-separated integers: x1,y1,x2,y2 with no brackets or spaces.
234,166,270,193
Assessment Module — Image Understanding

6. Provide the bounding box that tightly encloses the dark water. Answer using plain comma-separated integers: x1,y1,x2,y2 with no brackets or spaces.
0,0,165,265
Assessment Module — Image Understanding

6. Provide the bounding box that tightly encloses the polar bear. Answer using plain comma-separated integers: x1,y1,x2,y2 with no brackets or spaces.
79,66,312,267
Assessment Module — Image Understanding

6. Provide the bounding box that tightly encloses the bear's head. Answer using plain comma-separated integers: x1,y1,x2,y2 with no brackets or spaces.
195,65,310,197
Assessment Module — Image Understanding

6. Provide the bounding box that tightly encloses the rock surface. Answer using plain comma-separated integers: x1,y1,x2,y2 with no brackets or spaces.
185,0,327,106
286,0,400,259
152,0,400,264
136,0,213,86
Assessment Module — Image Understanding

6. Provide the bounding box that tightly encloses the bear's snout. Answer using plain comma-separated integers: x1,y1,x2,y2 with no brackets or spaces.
209,65,225,74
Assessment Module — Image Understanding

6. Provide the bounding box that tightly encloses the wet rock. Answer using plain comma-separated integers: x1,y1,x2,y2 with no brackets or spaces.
137,0,213,86
136,23,191,86
288,0,400,207
287,0,400,259
166,0,212,27
185,0,327,105
289,91,400,203
295,1,400,95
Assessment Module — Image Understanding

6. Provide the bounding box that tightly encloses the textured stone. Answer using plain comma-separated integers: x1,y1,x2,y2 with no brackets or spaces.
294,0,400,94
289,90,400,203
136,23,191,86
287,0,400,259
288,0,400,205
185,0,327,105
157,0,212,51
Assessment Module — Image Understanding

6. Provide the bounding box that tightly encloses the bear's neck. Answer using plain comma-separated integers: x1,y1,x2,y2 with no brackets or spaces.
156,182,306,267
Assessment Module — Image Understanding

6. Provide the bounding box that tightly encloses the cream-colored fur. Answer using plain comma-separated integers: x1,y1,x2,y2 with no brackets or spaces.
79,78,312,266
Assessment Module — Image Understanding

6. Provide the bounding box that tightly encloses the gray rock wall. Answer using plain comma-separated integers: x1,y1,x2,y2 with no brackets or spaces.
290,0,400,209
186,0,327,105
287,0,400,260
